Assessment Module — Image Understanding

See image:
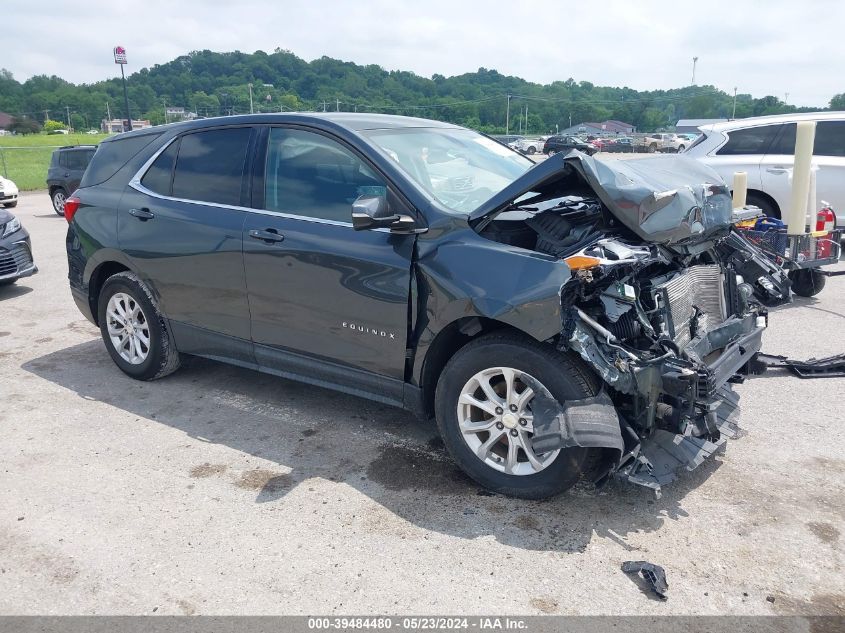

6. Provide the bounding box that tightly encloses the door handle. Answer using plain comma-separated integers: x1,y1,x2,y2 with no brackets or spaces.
766,166,788,174
129,207,155,221
249,228,285,243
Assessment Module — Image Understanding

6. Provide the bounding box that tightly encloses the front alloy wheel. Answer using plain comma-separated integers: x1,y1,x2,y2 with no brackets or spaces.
434,332,602,499
458,367,559,475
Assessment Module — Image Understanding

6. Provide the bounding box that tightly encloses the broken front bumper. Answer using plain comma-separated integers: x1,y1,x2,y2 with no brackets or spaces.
544,312,765,496
614,317,764,495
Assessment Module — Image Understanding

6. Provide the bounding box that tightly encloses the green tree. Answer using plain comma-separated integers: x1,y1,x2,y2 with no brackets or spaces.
830,94,845,110
43,119,66,132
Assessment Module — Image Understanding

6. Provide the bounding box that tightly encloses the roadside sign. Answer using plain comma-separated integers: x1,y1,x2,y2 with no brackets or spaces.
114,46,127,65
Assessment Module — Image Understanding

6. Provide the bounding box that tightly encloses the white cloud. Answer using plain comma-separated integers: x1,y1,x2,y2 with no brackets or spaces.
5,0,842,106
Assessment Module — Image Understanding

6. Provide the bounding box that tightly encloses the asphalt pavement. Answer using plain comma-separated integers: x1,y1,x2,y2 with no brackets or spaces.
1,191,843,615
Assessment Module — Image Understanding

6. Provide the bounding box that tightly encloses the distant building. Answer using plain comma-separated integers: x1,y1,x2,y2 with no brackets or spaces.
165,107,197,122
675,118,727,134
101,118,152,133
560,119,635,136
0,112,13,130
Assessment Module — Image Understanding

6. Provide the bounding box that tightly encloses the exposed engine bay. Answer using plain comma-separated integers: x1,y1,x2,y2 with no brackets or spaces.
472,154,776,494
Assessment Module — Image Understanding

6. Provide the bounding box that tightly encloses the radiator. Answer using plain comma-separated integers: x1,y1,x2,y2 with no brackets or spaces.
653,265,726,348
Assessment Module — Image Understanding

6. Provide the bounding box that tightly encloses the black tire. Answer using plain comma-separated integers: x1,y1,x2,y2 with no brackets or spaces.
746,192,779,219
648,144,657,153
434,332,602,499
527,147,536,155
4,201,17,208
677,145,686,152
97,271,181,380
548,149,557,156
51,188,67,216
789,269,826,297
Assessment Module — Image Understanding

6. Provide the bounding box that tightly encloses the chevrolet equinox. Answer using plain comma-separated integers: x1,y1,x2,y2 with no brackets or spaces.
66,113,775,499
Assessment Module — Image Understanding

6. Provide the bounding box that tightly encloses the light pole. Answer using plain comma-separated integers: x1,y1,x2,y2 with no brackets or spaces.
113,46,132,131
691,56,698,85
505,94,511,135
732,87,737,119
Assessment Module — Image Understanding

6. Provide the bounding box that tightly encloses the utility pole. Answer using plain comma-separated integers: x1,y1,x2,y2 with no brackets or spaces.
505,94,511,135
525,104,529,135
162,97,167,124
336,98,341,112
569,113,572,128
691,56,698,85
106,102,111,128
44,109,49,123
322,100,327,112
248,83,254,114
66,106,72,130
785,92,789,104
732,87,737,119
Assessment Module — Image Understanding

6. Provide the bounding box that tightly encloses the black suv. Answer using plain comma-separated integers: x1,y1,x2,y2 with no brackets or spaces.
543,135,597,156
66,114,774,499
47,145,96,215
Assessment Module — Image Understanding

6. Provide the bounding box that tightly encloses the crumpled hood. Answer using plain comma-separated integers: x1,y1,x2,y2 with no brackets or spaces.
470,152,733,245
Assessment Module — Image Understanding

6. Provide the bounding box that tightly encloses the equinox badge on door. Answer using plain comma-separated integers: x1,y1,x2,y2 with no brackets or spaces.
342,322,396,340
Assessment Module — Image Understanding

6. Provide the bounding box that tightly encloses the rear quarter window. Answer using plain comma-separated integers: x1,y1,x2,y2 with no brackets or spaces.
716,124,781,155
79,133,162,188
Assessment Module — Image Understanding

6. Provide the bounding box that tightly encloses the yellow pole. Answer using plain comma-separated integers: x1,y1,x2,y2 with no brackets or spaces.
787,121,816,235
732,171,747,209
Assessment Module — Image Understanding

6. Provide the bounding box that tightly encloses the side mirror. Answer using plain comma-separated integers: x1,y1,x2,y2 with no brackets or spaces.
352,195,417,233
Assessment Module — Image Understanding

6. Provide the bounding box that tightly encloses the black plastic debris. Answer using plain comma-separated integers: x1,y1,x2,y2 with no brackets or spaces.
622,560,669,600
753,353,845,378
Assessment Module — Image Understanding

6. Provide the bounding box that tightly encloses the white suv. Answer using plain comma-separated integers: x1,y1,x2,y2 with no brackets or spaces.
684,112,845,226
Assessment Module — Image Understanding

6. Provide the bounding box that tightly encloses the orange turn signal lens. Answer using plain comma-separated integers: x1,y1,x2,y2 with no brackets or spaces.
564,255,601,270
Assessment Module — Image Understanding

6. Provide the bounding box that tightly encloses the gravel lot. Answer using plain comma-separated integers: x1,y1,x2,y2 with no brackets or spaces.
1,191,844,616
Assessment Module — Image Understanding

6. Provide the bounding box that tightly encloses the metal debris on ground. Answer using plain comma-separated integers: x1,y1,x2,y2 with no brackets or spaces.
622,560,669,600
753,353,845,378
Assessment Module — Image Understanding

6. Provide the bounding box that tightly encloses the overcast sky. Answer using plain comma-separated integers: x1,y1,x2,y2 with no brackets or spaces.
5,0,841,107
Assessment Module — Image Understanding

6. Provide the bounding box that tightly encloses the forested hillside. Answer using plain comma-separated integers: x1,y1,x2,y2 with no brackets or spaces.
1,48,840,134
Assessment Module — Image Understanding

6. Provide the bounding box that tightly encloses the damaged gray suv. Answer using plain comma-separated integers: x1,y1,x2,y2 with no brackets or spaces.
66,114,773,499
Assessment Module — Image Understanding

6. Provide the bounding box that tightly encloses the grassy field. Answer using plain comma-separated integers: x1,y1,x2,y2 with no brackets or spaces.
0,133,112,191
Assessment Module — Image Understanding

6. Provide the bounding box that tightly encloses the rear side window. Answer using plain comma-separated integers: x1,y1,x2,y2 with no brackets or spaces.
141,139,180,195
716,124,781,155
171,128,252,206
80,133,162,188
65,150,95,171
814,121,845,157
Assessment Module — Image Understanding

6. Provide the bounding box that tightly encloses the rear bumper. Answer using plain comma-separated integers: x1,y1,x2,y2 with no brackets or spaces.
71,285,96,324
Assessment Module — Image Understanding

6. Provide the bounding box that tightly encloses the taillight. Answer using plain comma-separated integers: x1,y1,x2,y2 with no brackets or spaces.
64,196,81,223
815,207,835,233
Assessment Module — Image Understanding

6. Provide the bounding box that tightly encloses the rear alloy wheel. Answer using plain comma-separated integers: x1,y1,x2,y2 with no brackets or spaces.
51,188,67,216
527,146,536,155
435,332,601,499
98,271,181,380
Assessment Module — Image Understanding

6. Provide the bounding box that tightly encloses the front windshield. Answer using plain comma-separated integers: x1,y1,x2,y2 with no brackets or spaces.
362,127,533,214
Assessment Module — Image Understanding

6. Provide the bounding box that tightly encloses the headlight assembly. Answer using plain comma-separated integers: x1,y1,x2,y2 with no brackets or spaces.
1,215,21,238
